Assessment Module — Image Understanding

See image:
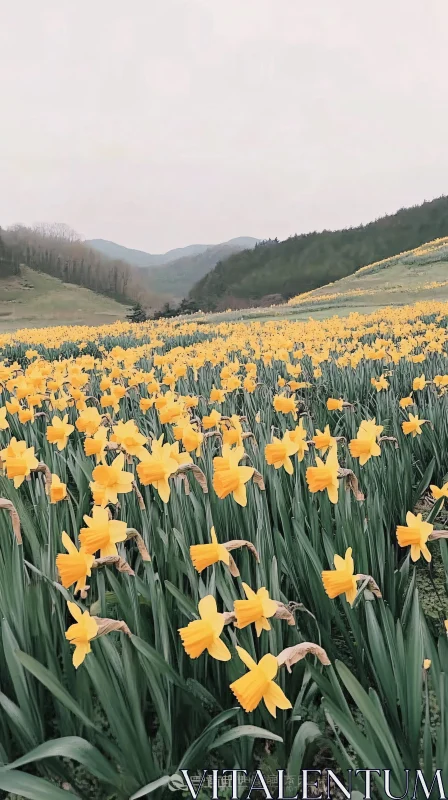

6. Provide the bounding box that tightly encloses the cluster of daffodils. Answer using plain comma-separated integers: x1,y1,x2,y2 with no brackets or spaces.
0,297,447,708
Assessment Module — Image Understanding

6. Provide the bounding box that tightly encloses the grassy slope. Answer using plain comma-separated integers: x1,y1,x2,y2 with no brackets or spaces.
189,239,448,324
141,243,250,299
0,267,127,332
189,195,448,310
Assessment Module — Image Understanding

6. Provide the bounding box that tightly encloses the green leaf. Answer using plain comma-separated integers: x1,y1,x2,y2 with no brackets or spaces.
15,650,96,730
178,708,239,769
4,736,120,787
130,774,178,799
412,457,435,507
130,634,185,687
164,580,198,618
0,769,79,799
335,661,404,775
287,721,325,774
210,725,283,750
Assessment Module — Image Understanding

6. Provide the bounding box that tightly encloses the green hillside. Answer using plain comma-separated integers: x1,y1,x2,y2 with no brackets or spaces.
189,195,448,311
3,225,159,308
140,242,253,299
190,236,448,325
0,266,127,332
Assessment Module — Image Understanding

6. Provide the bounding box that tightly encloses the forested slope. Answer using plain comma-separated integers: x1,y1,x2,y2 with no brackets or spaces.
189,196,448,310
2,224,160,307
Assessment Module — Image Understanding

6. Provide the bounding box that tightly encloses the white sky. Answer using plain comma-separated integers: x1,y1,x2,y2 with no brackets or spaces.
1,0,448,252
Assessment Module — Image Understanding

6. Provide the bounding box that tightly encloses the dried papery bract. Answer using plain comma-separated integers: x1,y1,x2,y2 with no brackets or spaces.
30,462,53,494
93,617,132,638
92,555,135,576
338,468,364,501
125,527,151,561
173,463,208,493
252,470,265,491
277,642,331,673
0,498,22,544
428,530,448,540
379,436,399,449
355,574,382,598
272,601,296,626
222,539,260,577
132,481,146,509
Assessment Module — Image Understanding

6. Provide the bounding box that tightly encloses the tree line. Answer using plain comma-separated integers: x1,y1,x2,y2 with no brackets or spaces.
0,229,21,278
1,223,161,308
189,195,448,311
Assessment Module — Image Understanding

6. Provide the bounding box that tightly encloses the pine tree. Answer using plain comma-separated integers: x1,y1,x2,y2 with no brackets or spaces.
126,302,147,323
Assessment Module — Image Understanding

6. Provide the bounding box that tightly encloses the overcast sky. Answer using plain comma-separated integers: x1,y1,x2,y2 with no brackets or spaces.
1,1,447,253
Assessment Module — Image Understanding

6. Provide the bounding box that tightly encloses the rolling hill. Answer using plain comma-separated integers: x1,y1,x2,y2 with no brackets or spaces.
0,266,127,332
3,225,161,308
190,236,448,325
86,236,259,269
189,196,448,311
138,241,257,299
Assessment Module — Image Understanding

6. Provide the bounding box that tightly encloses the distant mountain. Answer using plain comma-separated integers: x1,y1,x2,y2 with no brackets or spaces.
86,237,259,269
139,242,253,299
189,196,448,311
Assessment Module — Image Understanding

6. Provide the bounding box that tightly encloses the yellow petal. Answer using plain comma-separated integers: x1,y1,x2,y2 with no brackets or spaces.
235,645,258,671
198,595,218,621
67,601,83,623
207,638,231,661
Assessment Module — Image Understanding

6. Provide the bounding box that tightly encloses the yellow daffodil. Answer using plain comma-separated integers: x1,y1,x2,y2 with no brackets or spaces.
178,595,231,661
402,413,427,437
46,414,74,451
111,419,147,458
90,452,134,505
0,407,9,430
288,421,309,461
0,437,39,488
306,445,339,504
79,506,127,557
265,430,300,473
202,409,221,430
136,435,179,502
396,511,432,561
222,415,243,447
76,407,103,436
348,418,383,466
327,398,343,411
5,398,20,415
273,393,297,417
65,602,98,668
399,395,414,408
430,482,448,503
56,533,94,591
84,425,109,462
18,407,34,424
50,474,67,503
190,526,230,572
210,387,226,404
322,547,358,605
212,444,254,506
312,424,336,455
180,423,203,456
371,375,389,392
413,374,426,391
234,583,277,636
230,647,291,717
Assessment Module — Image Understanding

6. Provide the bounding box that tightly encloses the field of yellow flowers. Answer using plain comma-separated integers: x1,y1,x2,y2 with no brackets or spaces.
0,301,448,798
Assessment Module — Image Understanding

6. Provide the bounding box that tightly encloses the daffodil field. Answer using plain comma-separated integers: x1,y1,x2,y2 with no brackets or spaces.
1,301,448,798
